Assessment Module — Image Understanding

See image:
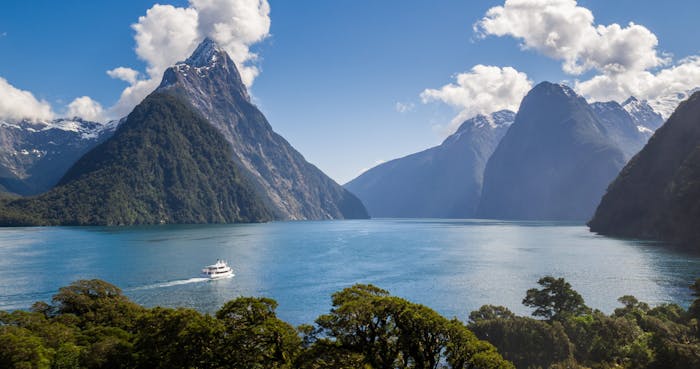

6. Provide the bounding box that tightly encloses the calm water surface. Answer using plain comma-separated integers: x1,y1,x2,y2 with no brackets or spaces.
1,219,699,325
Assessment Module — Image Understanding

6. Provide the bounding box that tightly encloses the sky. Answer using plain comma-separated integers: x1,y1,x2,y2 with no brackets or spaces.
1,0,700,184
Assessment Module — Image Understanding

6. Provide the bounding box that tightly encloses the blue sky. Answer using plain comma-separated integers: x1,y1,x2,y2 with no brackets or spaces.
1,0,700,183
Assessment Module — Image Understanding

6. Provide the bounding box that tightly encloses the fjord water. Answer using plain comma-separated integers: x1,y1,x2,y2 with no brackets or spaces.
1,219,699,325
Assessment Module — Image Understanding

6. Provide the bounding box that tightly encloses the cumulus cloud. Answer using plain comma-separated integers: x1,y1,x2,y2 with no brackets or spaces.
0,77,54,121
421,65,532,133
476,0,700,117
575,57,700,117
106,67,140,85
66,96,105,122
476,0,666,75
107,0,270,119
132,4,201,79
192,0,271,86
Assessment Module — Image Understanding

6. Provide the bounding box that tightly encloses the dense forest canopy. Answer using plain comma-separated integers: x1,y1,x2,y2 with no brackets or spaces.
2,277,700,368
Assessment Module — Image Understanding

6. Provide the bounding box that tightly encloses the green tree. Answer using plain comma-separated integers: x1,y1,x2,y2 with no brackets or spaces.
563,311,650,367
134,307,220,369
215,297,300,369
294,339,368,369
52,343,83,369
468,309,573,369
51,279,142,330
522,276,589,322
79,326,134,369
444,319,515,369
0,326,52,369
314,285,400,369
314,284,513,369
689,279,700,321
469,305,516,323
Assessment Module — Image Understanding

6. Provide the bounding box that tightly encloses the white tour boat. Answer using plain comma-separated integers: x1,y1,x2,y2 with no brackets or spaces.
201,259,234,279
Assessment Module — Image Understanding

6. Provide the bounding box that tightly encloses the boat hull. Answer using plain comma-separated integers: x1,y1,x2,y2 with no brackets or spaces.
201,270,234,279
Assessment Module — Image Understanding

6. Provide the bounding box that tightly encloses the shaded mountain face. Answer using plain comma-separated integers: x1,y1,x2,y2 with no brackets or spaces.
476,82,627,221
589,91,700,245
156,38,368,220
590,101,651,160
0,119,117,195
0,93,272,226
345,110,514,218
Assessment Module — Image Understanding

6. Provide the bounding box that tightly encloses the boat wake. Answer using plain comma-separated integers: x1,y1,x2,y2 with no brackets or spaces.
130,277,209,291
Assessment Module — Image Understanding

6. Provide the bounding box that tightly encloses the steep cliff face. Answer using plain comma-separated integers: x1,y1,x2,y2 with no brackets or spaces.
477,82,627,221
589,91,700,245
156,38,368,220
345,111,514,218
0,118,117,195
0,94,272,226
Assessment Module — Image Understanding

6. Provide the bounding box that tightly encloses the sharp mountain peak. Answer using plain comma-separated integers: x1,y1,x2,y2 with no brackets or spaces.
181,37,226,68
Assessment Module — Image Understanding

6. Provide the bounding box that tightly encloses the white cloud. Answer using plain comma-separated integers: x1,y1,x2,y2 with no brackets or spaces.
106,67,140,85
476,0,700,117
575,57,700,117
395,102,415,113
106,0,271,120
192,0,271,86
0,77,54,121
476,0,665,75
66,96,105,122
3,1,271,122
420,65,532,133
132,4,201,79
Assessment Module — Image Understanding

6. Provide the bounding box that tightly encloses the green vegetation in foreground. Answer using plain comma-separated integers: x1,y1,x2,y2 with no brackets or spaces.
469,276,700,368
0,93,272,226
0,280,511,369
2,278,700,369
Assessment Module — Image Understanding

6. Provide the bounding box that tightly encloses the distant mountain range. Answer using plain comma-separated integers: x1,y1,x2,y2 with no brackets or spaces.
346,82,664,220
345,110,514,218
0,37,679,226
589,91,700,245
0,39,367,225
0,118,118,195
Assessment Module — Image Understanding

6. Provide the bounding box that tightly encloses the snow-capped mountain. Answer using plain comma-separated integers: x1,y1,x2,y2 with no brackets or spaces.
621,96,664,131
345,110,514,218
0,117,119,195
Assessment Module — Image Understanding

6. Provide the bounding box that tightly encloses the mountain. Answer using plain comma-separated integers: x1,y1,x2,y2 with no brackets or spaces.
476,82,627,221
621,96,664,131
589,91,700,245
590,101,650,159
0,118,117,195
0,93,272,226
156,38,368,220
345,110,514,218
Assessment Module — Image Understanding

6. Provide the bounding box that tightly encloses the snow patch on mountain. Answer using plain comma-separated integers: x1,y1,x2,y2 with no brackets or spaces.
622,96,665,131
0,117,120,140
